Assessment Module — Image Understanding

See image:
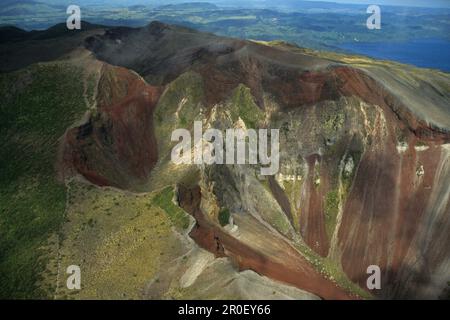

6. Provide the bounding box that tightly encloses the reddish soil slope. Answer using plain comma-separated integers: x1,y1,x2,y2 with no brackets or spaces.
59,22,450,299
178,185,356,300
62,64,163,189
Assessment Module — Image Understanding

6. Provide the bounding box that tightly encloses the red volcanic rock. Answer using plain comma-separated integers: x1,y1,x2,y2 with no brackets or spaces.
62,64,163,190
178,185,356,300
74,23,450,299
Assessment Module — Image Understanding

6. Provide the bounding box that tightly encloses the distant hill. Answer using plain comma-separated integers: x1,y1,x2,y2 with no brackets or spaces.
0,21,105,72
1,20,449,301
0,21,105,44
0,0,61,16
0,25,28,42
156,2,219,11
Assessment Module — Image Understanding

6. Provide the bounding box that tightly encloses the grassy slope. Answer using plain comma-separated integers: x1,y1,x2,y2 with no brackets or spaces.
0,39,408,299
52,181,190,300
152,186,190,231
229,84,264,129
0,62,88,298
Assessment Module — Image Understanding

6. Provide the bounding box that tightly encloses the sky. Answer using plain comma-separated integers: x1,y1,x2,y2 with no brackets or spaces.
304,0,450,8
36,0,450,9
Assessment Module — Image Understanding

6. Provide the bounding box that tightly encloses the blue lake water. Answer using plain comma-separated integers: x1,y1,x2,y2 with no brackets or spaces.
337,38,450,72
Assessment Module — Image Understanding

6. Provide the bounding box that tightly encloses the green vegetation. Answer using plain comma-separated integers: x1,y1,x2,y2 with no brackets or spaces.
152,186,190,231
3,2,449,56
415,140,428,147
218,207,230,227
154,71,204,124
0,62,89,298
323,111,345,137
229,84,264,128
293,240,372,299
51,180,187,299
280,179,303,232
320,256,372,299
154,71,204,155
280,121,291,138
85,73,97,108
324,190,340,240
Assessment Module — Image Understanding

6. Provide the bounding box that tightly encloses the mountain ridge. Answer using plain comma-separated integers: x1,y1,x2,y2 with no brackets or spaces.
1,20,449,299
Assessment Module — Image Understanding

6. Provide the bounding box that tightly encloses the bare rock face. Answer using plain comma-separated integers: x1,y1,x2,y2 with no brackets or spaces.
62,64,163,190
60,22,450,299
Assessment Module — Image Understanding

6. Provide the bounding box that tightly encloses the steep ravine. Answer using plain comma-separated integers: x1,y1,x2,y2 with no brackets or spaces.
176,185,356,300
59,22,450,299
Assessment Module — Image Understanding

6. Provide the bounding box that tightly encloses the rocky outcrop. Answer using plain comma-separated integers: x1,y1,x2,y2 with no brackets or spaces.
62,64,163,190
59,22,450,299
177,184,356,300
